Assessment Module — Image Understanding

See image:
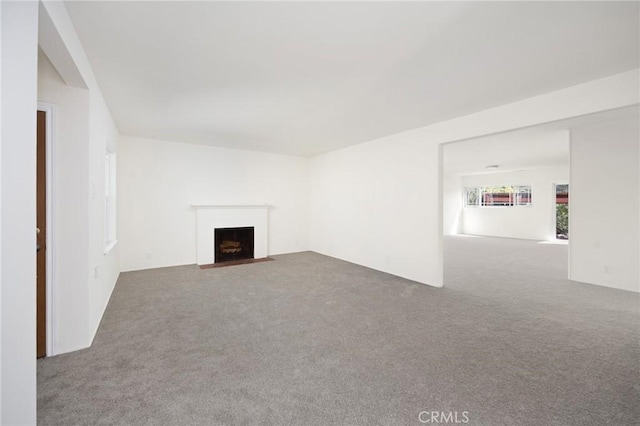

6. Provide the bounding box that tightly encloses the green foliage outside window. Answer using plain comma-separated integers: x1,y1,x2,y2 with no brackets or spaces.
556,204,569,238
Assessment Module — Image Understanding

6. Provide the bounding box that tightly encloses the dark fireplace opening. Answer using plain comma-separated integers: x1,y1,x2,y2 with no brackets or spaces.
214,227,254,263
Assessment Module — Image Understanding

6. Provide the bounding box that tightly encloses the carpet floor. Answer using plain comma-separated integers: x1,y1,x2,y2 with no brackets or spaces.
38,236,639,425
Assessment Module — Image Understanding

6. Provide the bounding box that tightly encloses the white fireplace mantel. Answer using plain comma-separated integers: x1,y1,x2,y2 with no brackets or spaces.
192,204,270,265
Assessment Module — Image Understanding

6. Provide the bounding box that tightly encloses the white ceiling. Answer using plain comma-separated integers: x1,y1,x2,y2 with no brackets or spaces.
443,128,570,176
444,105,639,176
65,1,639,157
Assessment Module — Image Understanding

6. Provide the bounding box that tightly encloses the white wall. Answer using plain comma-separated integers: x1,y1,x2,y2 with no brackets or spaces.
570,114,639,292
87,70,120,343
0,2,38,423
443,171,462,235
309,70,638,288
38,1,121,353
118,136,309,272
310,139,443,284
37,51,92,354
460,167,569,241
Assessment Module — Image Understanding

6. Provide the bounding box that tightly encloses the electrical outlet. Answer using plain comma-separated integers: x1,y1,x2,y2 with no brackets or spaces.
603,265,612,273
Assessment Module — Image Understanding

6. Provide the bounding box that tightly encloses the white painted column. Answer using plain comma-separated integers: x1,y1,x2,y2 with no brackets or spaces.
0,1,39,423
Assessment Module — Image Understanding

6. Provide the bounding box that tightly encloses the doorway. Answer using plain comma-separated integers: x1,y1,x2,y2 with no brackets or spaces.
36,110,47,358
555,184,569,240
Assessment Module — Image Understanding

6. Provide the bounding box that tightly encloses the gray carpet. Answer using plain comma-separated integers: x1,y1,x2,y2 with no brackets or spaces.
38,236,640,425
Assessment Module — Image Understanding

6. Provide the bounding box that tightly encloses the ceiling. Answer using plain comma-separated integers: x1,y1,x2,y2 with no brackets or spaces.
443,128,570,176
444,105,639,176
65,1,639,157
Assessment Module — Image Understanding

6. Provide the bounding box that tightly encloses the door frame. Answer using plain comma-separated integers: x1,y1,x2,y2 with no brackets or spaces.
37,102,56,356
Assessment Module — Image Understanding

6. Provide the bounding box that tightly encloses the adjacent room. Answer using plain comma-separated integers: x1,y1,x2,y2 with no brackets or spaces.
444,106,640,291
443,127,570,242
1,1,638,425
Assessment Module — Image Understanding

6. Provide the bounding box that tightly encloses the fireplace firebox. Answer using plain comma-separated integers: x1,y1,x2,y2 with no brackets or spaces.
214,227,255,263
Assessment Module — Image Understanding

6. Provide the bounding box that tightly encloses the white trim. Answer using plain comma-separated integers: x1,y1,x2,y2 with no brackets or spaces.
37,102,56,357
104,151,116,251
567,132,573,280
191,204,271,209
103,240,117,255
437,143,444,288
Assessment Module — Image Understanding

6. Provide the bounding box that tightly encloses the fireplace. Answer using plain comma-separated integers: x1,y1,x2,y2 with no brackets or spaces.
214,227,255,263
193,204,269,266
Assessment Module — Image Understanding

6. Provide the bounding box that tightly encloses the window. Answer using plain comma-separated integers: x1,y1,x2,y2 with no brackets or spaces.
104,152,117,253
513,185,532,206
464,187,479,207
464,185,532,207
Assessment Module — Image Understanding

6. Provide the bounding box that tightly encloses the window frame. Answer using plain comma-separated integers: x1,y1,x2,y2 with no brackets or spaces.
463,184,532,208
104,151,117,254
